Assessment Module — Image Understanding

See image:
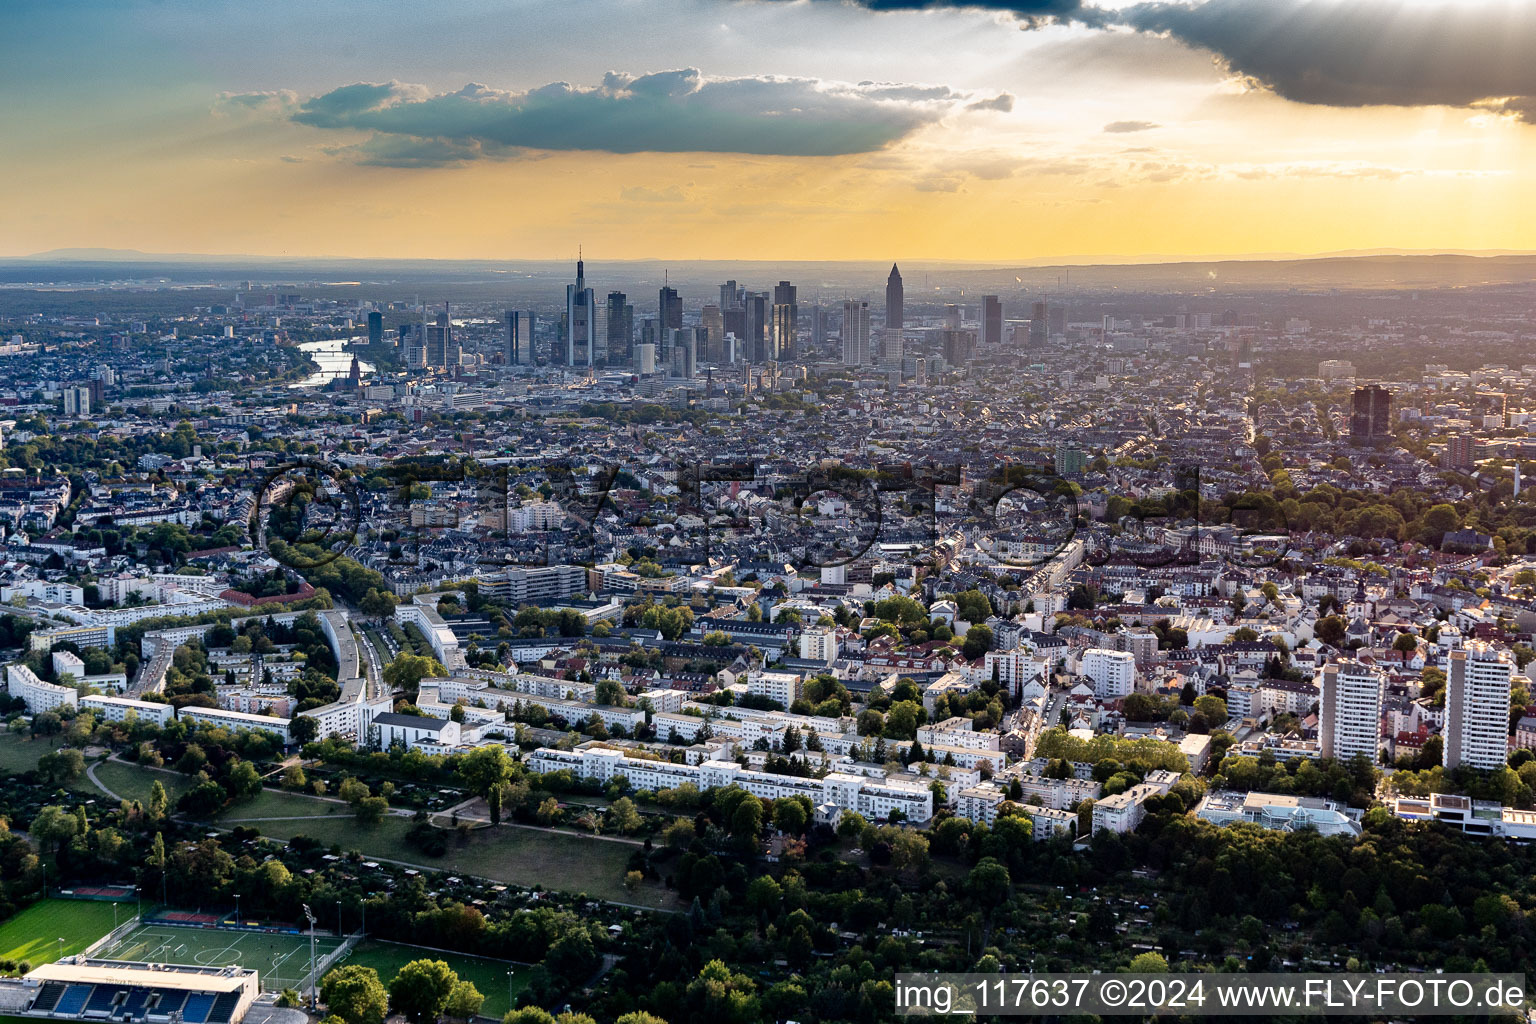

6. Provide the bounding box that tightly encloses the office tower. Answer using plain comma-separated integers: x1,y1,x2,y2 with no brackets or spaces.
443,305,461,370
913,356,927,386
426,312,450,369
944,304,962,330
811,305,828,348
842,300,870,366
883,328,904,370
719,280,742,311
636,343,656,374
745,293,768,362
981,295,1002,347
1029,301,1047,348
941,328,974,366
1443,643,1513,770
701,304,724,363
667,329,696,379
1048,304,1066,337
565,256,595,366
772,280,797,360
885,264,903,334
1054,444,1087,476
87,377,104,407
1442,434,1475,471
367,311,383,346
63,385,90,416
506,311,535,366
659,284,683,333
1349,384,1393,441
1319,661,1384,763
771,303,795,361
605,292,633,364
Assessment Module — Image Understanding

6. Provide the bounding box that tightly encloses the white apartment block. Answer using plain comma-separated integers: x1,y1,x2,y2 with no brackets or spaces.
177,705,291,743
1443,642,1513,770
799,628,837,666
1318,661,1384,763
980,649,1049,694
917,716,1002,752
747,670,801,709
81,694,174,726
393,597,465,670
1091,770,1179,835
51,650,85,681
507,502,565,532
6,664,78,714
28,623,115,653
1080,648,1135,700
528,745,933,823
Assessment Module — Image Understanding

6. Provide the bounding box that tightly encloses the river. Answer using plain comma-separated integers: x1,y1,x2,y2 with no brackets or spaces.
292,337,375,388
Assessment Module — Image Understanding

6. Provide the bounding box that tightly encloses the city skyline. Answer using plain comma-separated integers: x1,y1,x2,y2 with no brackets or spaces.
7,0,1536,261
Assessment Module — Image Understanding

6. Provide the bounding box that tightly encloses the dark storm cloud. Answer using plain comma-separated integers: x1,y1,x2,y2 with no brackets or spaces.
760,0,1097,27
1120,0,1536,120
271,69,994,163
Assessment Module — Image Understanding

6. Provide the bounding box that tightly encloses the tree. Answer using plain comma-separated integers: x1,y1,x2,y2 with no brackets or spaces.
359,588,398,619
1193,695,1228,725
149,780,168,820
1128,951,1169,972
388,960,457,1024
443,981,483,1021
456,746,514,824
1393,632,1418,654
30,805,79,853
607,796,642,834
967,856,1011,901
321,965,389,1024
38,749,85,785
961,623,995,661
290,715,319,745
383,653,447,692
228,761,264,801
1315,615,1347,648
772,797,809,835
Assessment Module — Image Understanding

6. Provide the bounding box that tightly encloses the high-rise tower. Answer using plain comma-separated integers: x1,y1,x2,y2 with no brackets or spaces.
885,264,903,334
565,255,594,367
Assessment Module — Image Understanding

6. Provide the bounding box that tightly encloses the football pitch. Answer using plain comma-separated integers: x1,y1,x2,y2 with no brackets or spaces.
95,926,346,992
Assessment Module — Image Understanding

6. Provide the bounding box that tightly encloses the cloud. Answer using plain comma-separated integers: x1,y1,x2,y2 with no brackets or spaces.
214,90,299,116
279,69,997,164
620,184,691,203
1103,119,1159,133
757,0,1098,28
967,93,1016,112
1120,0,1536,121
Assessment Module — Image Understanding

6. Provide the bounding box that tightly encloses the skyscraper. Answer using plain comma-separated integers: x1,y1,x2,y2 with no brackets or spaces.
1443,642,1512,770
1319,661,1384,763
565,256,594,367
701,304,724,363
426,311,451,369
366,311,383,346
885,264,903,334
771,304,795,361
605,291,633,364
745,292,767,362
981,295,1002,347
842,300,870,366
719,280,742,311
1349,384,1393,441
506,311,535,366
1029,301,1047,348
772,280,797,360
659,285,683,332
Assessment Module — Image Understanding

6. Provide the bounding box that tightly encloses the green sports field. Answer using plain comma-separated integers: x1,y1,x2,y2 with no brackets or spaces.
329,940,528,1019
0,898,127,966
95,924,345,992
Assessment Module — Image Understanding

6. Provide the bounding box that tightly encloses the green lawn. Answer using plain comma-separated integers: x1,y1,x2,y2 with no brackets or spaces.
0,898,128,966
91,761,198,805
236,809,670,907
331,940,528,1019
0,734,54,775
220,787,350,821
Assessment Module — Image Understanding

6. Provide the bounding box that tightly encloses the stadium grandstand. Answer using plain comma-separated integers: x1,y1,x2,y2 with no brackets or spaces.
0,958,259,1024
